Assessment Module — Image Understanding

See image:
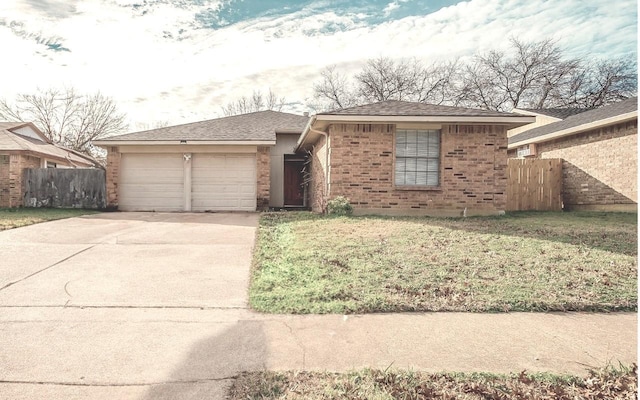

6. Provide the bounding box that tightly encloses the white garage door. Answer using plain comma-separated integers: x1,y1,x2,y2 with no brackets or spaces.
119,153,184,211
192,154,256,212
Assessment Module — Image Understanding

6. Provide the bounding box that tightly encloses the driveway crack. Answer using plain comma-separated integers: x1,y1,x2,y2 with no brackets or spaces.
279,320,307,369
0,245,96,292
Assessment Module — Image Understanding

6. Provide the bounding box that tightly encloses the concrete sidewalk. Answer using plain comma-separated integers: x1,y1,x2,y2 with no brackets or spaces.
0,307,636,399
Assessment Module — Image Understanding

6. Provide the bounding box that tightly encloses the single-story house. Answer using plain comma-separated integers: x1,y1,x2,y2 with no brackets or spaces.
0,122,97,208
96,101,534,215
507,97,638,212
297,101,533,215
94,111,309,212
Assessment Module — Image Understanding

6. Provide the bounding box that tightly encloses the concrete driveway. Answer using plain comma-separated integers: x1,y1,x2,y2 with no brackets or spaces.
0,212,263,399
0,212,636,400
0,212,257,308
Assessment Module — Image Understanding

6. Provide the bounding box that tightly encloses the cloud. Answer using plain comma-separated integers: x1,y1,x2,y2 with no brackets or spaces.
23,0,78,18
0,0,636,128
383,2,401,16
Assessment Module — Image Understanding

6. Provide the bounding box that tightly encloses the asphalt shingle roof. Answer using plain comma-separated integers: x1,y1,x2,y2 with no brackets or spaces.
0,122,95,166
517,108,590,120
320,100,520,118
100,110,310,142
509,97,638,145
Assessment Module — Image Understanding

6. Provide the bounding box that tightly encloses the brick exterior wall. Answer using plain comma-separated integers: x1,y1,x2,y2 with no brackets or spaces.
105,146,120,209
0,153,42,207
0,155,9,207
508,120,637,209
311,123,508,215
256,146,270,210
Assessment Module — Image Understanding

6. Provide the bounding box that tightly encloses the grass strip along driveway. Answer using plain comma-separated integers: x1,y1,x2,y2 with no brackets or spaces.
229,365,638,400
0,208,98,231
250,211,637,314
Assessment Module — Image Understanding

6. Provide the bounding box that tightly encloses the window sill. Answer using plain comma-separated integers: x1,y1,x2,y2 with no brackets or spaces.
394,185,442,192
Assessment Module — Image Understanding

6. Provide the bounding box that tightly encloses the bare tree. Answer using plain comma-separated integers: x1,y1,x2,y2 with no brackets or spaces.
458,38,582,110
221,89,286,116
560,58,638,108
0,87,127,155
133,120,170,132
313,58,461,111
312,65,360,110
312,38,636,112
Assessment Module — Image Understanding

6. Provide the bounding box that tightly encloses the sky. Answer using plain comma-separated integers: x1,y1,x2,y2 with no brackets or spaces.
1,0,637,130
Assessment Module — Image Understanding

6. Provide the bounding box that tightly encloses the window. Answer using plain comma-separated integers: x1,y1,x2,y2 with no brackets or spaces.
395,129,440,186
46,161,57,168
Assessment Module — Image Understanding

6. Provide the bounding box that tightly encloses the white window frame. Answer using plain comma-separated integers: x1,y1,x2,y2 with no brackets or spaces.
394,129,441,187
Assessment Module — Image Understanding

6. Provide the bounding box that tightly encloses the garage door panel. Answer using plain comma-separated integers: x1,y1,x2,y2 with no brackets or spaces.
119,154,184,212
118,152,257,212
191,154,256,212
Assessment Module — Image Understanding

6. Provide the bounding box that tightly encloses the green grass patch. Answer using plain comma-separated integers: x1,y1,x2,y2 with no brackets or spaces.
228,364,638,399
250,211,637,313
0,208,99,231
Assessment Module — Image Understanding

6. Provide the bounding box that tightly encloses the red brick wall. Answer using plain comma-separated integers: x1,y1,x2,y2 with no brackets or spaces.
0,155,10,208
0,153,41,207
320,123,507,215
105,146,120,208
256,146,270,210
509,120,637,209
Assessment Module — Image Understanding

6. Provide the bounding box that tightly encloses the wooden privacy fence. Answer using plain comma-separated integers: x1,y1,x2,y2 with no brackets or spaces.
506,158,563,211
23,168,106,209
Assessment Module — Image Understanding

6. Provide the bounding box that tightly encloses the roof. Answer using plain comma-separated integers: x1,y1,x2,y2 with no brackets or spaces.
509,97,638,146
320,100,517,117
0,122,96,166
515,108,589,120
97,110,310,144
298,100,535,150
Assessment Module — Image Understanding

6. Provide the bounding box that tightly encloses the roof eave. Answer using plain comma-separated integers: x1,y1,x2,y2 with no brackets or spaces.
93,140,276,146
314,114,534,126
8,122,53,144
508,111,638,148
511,109,563,121
295,116,317,152
294,114,536,152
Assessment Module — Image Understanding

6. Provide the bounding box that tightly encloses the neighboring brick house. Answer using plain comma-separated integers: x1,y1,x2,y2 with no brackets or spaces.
507,108,588,138
94,111,309,212
508,97,638,211
0,122,97,208
296,101,533,216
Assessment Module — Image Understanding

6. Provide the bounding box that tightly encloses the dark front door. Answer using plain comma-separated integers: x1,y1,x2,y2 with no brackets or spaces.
284,160,305,206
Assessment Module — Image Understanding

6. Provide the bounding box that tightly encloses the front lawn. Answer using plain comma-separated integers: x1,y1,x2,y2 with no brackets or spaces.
0,208,99,231
250,211,637,313
229,365,637,400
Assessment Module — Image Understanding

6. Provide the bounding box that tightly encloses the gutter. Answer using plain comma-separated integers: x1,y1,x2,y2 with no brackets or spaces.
93,140,276,146
311,114,535,126
508,111,638,148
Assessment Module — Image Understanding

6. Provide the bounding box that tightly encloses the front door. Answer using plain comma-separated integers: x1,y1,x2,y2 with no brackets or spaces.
283,160,305,206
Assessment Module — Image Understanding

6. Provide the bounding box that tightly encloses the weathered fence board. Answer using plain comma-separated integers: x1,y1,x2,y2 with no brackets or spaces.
506,158,563,211
23,168,106,209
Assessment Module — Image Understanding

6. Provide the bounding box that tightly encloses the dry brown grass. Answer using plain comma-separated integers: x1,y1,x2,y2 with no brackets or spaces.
0,208,98,231
229,364,638,399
